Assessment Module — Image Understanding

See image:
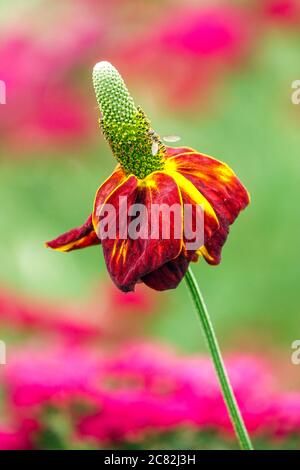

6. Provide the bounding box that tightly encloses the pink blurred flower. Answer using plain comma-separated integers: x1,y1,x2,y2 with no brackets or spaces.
79,344,275,441
0,419,38,450
0,285,103,341
0,283,156,342
118,5,256,109
4,346,102,408
273,393,300,436
262,0,300,24
154,6,251,59
0,1,113,153
110,284,154,313
3,342,300,446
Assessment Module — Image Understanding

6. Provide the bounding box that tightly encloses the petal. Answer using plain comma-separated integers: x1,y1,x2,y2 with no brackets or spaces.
100,172,183,292
92,166,126,231
167,168,220,250
46,165,125,254
142,251,190,291
165,147,249,264
165,146,195,159
45,215,100,252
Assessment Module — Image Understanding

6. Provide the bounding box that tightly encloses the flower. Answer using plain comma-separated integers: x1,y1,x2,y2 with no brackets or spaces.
0,0,111,152
262,0,300,24
3,341,300,447
117,4,254,109
273,393,300,436
46,61,249,292
2,342,278,445
0,284,103,342
0,419,38,450
0,282,156,345
4,346,102,408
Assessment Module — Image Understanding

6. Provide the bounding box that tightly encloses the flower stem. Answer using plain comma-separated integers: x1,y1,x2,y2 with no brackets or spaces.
185,267,253,450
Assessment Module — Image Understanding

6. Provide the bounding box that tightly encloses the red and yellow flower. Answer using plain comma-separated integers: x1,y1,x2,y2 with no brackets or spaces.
46,62,249,292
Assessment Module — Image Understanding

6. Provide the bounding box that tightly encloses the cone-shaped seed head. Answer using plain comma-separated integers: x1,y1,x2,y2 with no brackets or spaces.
93,61,165,179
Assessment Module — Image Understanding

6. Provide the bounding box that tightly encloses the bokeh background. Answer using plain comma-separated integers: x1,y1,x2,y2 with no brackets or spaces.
0,0,300,450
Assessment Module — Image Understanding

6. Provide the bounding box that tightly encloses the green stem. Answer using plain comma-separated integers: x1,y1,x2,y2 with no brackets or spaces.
185,267,253,450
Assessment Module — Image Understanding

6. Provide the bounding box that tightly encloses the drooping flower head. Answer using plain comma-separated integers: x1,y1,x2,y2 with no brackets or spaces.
46,61,249,292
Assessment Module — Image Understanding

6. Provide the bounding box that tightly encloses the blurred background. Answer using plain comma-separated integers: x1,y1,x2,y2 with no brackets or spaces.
0,0,300,450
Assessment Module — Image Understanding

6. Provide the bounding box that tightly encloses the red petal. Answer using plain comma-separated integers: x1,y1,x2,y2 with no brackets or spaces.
142,251,190,291
165,146,195,158
92,166,126,231
100,172,183,292
45,215,100,252
165,147,249,264
166,168,219,253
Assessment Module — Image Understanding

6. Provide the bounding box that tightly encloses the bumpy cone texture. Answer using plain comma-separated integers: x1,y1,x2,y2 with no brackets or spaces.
93,61,165,179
